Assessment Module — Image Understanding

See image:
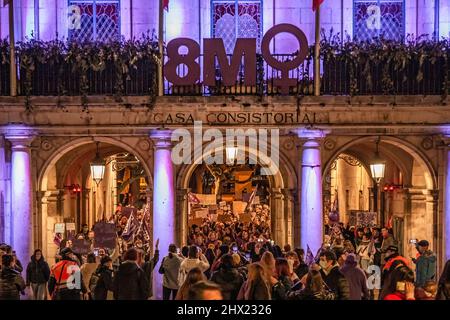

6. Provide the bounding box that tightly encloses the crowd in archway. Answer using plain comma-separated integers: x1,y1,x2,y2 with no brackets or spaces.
1,222,449,300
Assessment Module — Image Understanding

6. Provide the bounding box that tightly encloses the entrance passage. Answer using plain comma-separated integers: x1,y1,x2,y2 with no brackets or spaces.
186,160,273,253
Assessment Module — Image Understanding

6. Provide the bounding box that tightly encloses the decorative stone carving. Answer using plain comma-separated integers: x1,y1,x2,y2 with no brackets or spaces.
41,139,53,151
138,139,151,151
283,138,294,151
421,137,433,150
324,138,336,150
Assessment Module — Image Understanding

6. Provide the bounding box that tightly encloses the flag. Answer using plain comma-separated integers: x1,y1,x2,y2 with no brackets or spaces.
163,0,169,11
305,245,315,267
245,184,258,212
121,210,138,240
187,192,200,204
313,0,324,11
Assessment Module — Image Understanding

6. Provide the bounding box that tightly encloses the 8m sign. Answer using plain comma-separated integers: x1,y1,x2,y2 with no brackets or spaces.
164,24,309,95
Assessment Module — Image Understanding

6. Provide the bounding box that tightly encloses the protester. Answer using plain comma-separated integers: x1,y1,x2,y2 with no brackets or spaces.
381,245,409,287
210,254,244,300
380,228,396,267
142,239,160,299
178,246,210,284
412,240,436,288
113,248,149,300
26,249,50,300
2,245,23,273
0,254,26,300
287,270,336,300
415,280,437,300
80,253,99,297
339,253,369,300
160,244,184,300
259,251,277,288
187,281,223,300
356,233,375,272
175,267,206,300
91,256,114,300
293,248,309,280
48,248,88,300
237,263,271,300
436,259,450,300
382,266,416,300
272,258,293,300
319,250,350,300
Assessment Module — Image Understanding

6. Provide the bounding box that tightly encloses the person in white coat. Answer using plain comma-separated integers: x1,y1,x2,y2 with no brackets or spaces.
178,246,209,285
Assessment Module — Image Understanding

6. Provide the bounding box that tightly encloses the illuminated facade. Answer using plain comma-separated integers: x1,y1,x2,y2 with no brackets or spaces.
0,0,449,300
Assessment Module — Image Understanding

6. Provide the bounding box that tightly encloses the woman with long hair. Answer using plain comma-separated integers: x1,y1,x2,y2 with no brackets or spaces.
259,251,277,288
383,266,416,300
272,258,294,300
287,270,335,300
436,259,450,300
175,267,206,300
237,263,271,300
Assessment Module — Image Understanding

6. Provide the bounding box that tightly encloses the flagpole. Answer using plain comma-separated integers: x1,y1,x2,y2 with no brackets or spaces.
158,0,164,96
314,4,320,96
8,0,16,97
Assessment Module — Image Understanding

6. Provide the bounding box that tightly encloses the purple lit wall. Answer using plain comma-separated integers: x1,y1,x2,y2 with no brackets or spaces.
446,147,450,261
150,129,175,300
1,0,447,44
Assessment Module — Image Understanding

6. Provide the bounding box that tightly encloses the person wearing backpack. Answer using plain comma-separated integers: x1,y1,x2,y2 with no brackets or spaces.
159,244,184,300
80,253,98,299
90,256,114,300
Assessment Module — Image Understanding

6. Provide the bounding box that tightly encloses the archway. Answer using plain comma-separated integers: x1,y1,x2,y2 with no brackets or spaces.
322,136,437,261
177,143,297,248
37,137,153,264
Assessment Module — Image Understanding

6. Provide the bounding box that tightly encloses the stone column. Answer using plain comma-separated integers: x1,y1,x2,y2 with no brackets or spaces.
5,125,35,270
150,129,175,300
270,188,284,246
445,141,450,261
282,189,296,247
0,135,6,243
295,129,327,255
176,188,188,246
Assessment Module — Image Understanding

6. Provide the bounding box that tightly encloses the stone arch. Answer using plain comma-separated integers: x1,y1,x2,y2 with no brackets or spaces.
321,135,438,257
37,136,153,263
176,142,297,246
323,136,436,190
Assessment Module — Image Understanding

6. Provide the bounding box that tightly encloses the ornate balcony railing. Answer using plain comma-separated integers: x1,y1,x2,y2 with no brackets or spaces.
0,40,448,97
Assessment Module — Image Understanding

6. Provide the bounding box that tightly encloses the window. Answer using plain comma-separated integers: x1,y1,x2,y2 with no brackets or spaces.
211,0,263,53
353,0,405,41
68,0,120,42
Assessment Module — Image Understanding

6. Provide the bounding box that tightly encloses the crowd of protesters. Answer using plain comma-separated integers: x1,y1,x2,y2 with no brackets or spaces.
1,221,449,300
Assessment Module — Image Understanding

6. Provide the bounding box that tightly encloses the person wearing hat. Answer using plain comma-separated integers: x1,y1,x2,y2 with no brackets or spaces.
379,245,410,299
339,253,369,300
380,228,396,269
412,240,436,288
47,247,88,300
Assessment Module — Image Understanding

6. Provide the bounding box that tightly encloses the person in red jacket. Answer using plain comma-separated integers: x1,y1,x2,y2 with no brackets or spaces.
383,266,415,300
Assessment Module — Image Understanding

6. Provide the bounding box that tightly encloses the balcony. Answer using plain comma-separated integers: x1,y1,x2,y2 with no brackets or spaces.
0,39,448,97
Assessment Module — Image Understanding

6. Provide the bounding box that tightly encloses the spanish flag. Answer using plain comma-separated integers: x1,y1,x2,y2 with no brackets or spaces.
313,0,324,11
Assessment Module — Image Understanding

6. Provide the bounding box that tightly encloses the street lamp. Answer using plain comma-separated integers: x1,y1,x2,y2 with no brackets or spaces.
369,137,386,226
370,138,385,184
90,142,105,186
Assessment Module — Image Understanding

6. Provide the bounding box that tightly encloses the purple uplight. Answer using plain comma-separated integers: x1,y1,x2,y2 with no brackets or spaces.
151,129,175,300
